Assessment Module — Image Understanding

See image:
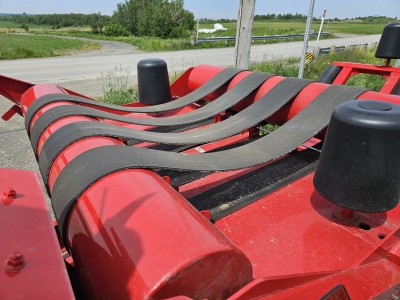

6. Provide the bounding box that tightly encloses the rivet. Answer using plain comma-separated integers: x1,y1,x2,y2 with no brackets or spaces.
4,252,26,271
2,188,16,200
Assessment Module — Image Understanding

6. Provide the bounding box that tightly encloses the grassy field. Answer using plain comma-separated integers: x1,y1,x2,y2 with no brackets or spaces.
0,34,100,59
22,24,332,52
0,20,53,32
33,20,389,52
0,19,392,56
197,20,389,37
198,21,322,37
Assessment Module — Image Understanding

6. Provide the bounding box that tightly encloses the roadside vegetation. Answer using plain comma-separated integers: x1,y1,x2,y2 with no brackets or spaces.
251,45,387,91
98,45,387,105
1,8,395,53
97,65,137,105
0,33,100,59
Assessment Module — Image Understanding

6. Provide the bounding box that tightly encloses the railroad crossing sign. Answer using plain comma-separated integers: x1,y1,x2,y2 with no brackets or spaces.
306,52,313,61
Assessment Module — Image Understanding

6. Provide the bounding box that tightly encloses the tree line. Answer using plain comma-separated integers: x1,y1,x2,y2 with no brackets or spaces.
254,13,309,21
3,13,111,29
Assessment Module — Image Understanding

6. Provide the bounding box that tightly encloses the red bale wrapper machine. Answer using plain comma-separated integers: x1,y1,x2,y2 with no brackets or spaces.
2,23,400,300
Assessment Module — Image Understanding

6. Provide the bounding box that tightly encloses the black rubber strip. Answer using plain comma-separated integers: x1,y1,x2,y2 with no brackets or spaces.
188,144,321,221
149,144,196,152
38,77,310,184
30,72,273,151
25,68,244,132
50,85,366,247
142,116,214,133
125,116,214,146
157,137,261,186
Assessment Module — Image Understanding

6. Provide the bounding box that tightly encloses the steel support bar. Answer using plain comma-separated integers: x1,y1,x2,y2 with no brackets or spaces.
298,0,316,78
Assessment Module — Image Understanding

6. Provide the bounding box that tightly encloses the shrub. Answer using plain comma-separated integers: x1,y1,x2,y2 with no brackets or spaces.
104,23,129,37
20,24,29,32
90,22,103,35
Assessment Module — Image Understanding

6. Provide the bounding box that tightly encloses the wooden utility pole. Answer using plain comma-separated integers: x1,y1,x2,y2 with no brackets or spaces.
234,0,256,69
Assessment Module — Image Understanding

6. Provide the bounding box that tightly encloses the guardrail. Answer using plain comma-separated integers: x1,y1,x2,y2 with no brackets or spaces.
316,43,377,57
191,32,329,45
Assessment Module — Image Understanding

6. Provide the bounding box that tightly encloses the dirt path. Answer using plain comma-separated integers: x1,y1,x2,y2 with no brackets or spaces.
28,34,143,56
51,35,143,56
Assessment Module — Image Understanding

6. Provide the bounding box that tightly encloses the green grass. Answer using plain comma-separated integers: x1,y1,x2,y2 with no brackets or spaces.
324,22,388,35
48,20,389,51
197,20,390,37
0,19,392,57
0,20,52,31
0,19,391,52
97,65,138,105
0,33,100,59
198,21,322,37
32,27,333,52
249,45,389,91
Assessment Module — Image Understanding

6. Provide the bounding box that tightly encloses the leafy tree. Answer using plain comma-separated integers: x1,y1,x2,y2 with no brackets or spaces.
112,0,194,39
90,12,104,34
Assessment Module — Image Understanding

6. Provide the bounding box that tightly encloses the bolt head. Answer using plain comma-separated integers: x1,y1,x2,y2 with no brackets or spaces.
2,188,16,200
4,252,25,271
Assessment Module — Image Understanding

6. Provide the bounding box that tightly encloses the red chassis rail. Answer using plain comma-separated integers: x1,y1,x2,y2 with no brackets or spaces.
1,61,400,299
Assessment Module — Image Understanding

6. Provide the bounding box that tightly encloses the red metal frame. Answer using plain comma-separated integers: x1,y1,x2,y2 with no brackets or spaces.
0,168,74,299
332,61,400,94
2,60,400,299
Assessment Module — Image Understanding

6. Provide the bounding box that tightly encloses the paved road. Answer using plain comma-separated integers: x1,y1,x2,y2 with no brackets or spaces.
0,34,382,215
0,34,381,97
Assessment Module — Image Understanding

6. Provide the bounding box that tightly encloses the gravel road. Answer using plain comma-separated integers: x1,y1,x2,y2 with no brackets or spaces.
46,35,143,57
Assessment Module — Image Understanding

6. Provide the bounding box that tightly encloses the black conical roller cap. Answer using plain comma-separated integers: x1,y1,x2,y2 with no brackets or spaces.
313,100,400,212
137,58,171,105
375,22,400,59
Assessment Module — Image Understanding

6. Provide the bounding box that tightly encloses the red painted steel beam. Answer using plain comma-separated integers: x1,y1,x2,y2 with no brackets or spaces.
0,75,33,104
0,168,74,299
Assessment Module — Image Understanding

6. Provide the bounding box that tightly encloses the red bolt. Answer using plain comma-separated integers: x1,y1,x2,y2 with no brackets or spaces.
2,188,16,200
4,252,25,271
341,208,354,218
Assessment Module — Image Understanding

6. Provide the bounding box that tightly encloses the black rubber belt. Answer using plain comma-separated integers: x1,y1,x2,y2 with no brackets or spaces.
29,72,273,151
24,68,244,132
38,77,310,184
31,73,273,150
157,137,261,186
51,85,366,247
125,117,215,146
188,144,321,221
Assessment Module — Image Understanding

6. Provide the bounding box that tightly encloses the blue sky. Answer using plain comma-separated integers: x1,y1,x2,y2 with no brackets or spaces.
1,0,399,20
